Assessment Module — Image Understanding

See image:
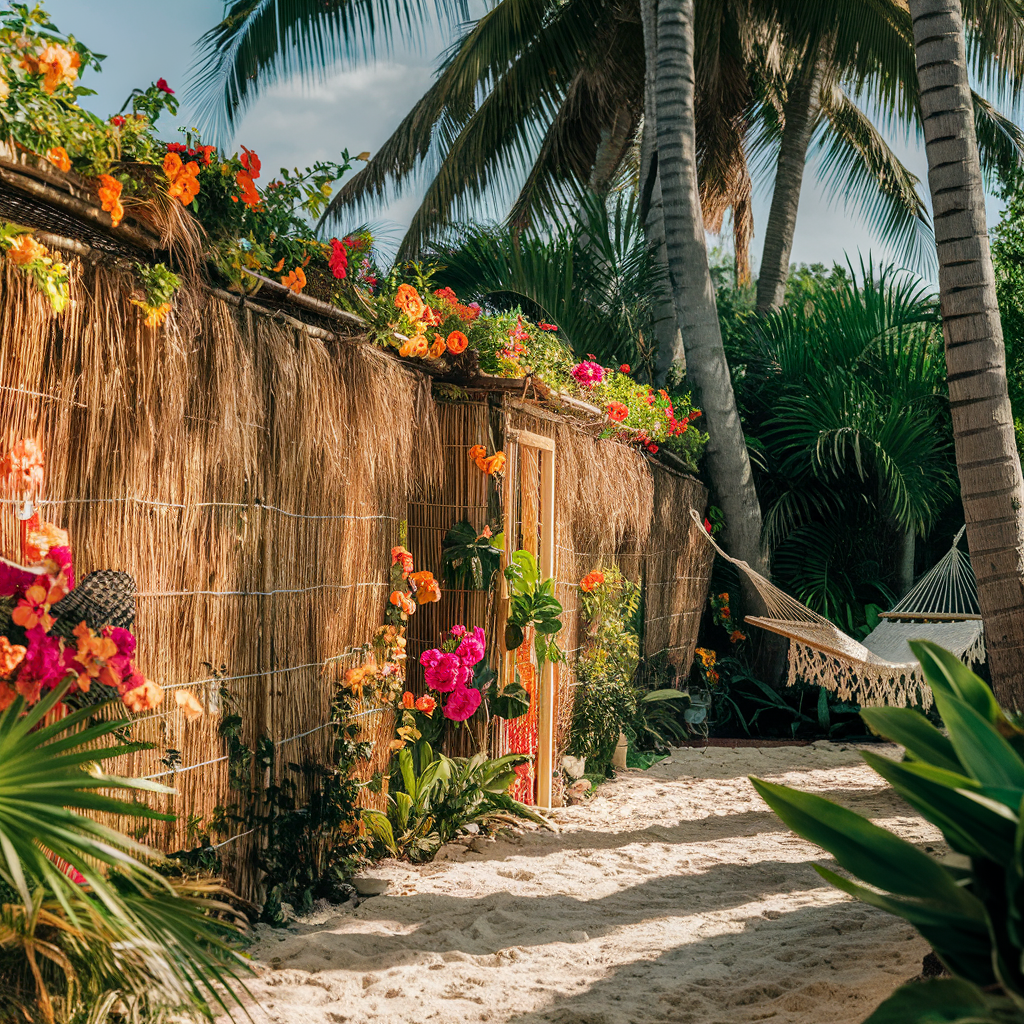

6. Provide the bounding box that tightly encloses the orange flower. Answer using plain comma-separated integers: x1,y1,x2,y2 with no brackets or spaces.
97,174,124,227
402,690,415,709
729,629,747,644
409,570,441,605
607,401,628,422
0,680,17,712
398,339,414,357
1,438,44,494
580,571,604,592
0,637,26,678
122,678,163,713
399,593,416,616
389,591,405,607
139,301,172,327
175,689,205,721
281,267,307,293
7,234,47,266
240,145,261,180
24,44,80,94
342,666,366,698
12,582,63,632
591,571,605,586
167,161,200,206
414,694,436,715
482,452,506,475
46,146,71,172
428,335,446,359
71,622,118,693
468,445,486,461
23,521,68,564
446,330,469,355
272,257,285,272
235,170,261,207
162,152,183,179
394,283,426,321
408,334,429,358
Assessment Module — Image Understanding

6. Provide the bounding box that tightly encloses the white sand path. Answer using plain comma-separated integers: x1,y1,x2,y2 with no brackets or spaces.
237,741,939,1024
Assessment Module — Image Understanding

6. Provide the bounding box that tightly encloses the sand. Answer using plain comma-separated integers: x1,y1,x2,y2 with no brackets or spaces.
236,741,940,1024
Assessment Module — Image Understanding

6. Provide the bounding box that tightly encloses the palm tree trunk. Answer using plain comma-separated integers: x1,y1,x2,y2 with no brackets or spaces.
755,53,824,313
909,0,1024,706
639,0,684,382
652,0,765,575
589,104,634,195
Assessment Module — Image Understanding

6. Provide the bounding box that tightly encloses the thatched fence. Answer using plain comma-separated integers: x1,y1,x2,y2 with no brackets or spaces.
0,181,712,897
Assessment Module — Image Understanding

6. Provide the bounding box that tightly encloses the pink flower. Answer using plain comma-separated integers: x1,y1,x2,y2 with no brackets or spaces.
0,559,38,597
450,624,467,638
570,361,604,388
455,627,486,667
421,649,465,693
20,626,68,697
102,626,136,683
47,545,74,588
156,78,174,94
444,684,482,721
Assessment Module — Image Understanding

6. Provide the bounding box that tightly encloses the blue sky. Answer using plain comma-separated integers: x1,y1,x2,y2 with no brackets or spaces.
44,0,1007,275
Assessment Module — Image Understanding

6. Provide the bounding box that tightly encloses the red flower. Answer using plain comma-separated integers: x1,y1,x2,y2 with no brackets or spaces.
538,322,558,331
240,145,261,180
156,78,174,94
606,401,628,423
704,518,712,534
619,364,630,374
165,142,186,154
647,443,659,454
329,238,348,279
110,115,125,127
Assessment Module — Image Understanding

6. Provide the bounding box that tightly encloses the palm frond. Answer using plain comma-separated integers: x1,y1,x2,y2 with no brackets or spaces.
190,0,465,141
972,90,1024,186
814,83,934,274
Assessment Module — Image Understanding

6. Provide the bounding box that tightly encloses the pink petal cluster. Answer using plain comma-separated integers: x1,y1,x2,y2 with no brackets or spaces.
419,625,488,721
570,361,604,388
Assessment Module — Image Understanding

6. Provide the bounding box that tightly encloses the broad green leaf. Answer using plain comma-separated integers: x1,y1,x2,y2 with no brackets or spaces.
930,692,1024,790
859,706,963,773
534,617,562,635
641,689,691,703
912,640,1006,728
505,623,525,650
861,978,997,1024
815,866,993,983
751,778,982,915
860,751,1016,863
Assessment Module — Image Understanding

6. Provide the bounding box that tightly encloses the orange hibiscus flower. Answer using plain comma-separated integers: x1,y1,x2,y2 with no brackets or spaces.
235,171,261,207
163,152,183,179
23,521,68,564
281,267,307,293
7,235,47,266
175,689,205,721
481,452,506,475
11,582,64,632
23,44,80,94
414,694,436,715
0,637,26,678
428,335,446,359
97,174,124,227
395,283,426,321
468,445,486,462
167,161,200,206
46,146,71,172
446,330,469,355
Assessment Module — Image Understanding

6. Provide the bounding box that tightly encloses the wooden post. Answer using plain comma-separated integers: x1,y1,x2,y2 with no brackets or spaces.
537,442,557,810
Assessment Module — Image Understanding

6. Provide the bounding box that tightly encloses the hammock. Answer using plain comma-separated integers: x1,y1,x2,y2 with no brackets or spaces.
689,511,985,708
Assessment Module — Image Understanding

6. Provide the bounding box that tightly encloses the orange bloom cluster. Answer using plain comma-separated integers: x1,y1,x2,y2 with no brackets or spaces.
21,44,80,94
97,174,124,227
409,569,441,604
70,621,117,694
23,521,68,565
1,439,44,494
433,287,481,322
342,657,378,700
695,646,719,685
389,590,416,615
580,571,605,593
401,690,437,715
468,445,505,475
135,301,172,328
606,401,628,423
281,267,306,293
234,171,260,207
446,330,469,355
398,334,428,358
163,152,201,206
0,636,26,679
175,688,204,721
395,283,426,321
46,146,71,172
391,545,414,577
11,581,65,633
7,234,47,266
122,678,163,713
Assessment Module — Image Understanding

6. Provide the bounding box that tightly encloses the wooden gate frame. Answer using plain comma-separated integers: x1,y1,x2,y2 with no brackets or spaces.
505,428,557,809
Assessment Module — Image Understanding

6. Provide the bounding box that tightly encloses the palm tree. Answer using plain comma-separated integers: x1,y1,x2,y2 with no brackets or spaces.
651,0,767,581
747,262,956,619
753,5,1024,312
904,0,1024,706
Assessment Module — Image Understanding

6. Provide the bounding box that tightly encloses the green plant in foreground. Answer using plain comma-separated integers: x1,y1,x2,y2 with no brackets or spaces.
752,640,1024,1023
363,745,548,862
0,682,251,1023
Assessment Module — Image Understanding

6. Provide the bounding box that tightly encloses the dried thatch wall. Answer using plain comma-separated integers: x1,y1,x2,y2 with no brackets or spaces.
0,258,439,895
0,249,712,893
